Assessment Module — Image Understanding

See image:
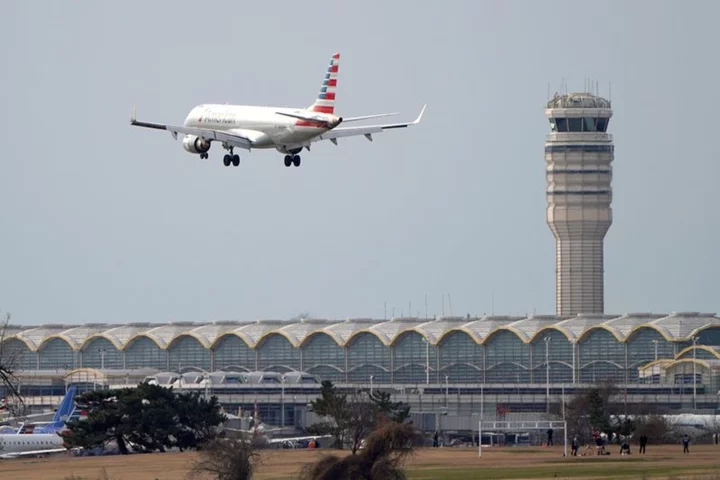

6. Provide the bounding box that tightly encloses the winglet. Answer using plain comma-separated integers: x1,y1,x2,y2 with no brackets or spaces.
130,105,137,124
412,104,427,125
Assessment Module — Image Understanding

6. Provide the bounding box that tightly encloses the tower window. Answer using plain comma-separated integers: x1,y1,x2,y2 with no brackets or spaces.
555,118,568,132
583,117,596,131
596,118,608,132
568,118,583,132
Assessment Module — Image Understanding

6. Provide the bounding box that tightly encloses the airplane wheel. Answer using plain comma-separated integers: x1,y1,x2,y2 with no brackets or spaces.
284,155,292,167
293,155,301,167
223,155,231,166
232,154,240,166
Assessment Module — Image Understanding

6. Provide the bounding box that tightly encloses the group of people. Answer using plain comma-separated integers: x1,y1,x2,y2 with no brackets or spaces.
566,432,692,456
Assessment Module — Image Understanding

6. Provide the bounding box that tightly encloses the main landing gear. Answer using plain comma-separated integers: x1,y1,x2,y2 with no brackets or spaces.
222,147,240,167
199,153,209,159
284,155,301,167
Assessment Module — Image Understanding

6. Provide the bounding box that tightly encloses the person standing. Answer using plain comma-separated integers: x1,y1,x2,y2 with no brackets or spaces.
547,428,554,447
571,436,579,456
639,434,647,454
682,434,690,454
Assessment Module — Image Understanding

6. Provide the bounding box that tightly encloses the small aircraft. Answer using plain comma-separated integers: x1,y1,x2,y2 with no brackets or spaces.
130,53,425,168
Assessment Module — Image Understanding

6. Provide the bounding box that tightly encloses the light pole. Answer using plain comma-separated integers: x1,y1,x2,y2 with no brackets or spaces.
281,375,286,428
97,348,106,372
445,375,449,407
370,375,374,396
692,336,699,409
544,336,551,413
652,340,659,361
421,337,430,384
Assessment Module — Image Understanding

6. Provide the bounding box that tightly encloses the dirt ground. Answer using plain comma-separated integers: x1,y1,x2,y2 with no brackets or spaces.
1,444,719,479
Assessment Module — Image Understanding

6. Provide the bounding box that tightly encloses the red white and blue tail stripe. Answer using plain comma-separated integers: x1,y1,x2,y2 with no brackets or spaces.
310,53,339,114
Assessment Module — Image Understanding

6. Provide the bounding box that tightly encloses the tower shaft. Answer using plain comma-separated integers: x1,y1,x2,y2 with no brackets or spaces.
545,93,614,315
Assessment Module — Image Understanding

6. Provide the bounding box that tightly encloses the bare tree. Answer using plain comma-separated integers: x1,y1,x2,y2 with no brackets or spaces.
0,311,26,421
187,437,264,480
346,393,377,454
299,419,423,480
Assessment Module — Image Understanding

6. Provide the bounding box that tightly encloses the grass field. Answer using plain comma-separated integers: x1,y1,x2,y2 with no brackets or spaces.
2,444,720,479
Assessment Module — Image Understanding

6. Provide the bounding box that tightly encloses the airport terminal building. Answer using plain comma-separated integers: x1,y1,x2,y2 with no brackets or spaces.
4,312,720,430
5,312,720,392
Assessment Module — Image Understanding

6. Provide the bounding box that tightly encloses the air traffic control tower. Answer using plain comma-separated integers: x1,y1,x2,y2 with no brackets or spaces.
545,93,614,315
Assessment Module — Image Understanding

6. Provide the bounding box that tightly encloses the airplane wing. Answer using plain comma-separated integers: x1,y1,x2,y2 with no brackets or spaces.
130,108,253,151
314,105,426,144
0,448,68,459
267,434,332,444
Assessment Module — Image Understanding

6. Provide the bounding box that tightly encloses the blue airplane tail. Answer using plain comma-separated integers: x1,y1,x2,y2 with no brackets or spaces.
33,385,77,433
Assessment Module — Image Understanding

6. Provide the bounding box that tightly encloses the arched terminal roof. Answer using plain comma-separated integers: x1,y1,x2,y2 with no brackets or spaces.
648,312,720,341
550,314,618,342
416,317,472,344
4,312,720,351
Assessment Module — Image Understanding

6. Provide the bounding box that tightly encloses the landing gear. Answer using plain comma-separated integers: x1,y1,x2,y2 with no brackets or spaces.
199,153,209,160
284,155,301,167
223,154,240,166
222,146,240,167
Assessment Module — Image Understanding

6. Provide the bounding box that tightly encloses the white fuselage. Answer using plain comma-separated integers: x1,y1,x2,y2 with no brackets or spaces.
0,433,65,457
183,104,337,150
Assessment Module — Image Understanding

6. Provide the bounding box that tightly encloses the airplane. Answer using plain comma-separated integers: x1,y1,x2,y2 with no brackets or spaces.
0,432,69,459
130,53,426,168
222,402,329,448
0,387,79,458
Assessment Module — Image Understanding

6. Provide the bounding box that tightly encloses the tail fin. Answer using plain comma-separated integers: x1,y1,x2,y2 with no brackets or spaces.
34,385,77,433
52,385,77,424
308,53,339,114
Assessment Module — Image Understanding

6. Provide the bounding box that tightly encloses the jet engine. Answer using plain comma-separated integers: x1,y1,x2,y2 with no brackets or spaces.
182,135,211,154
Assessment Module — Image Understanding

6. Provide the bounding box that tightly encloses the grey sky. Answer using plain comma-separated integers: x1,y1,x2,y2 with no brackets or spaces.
2,1,718,326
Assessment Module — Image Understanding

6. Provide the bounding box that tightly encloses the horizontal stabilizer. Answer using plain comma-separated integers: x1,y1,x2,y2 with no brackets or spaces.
274,112,327,124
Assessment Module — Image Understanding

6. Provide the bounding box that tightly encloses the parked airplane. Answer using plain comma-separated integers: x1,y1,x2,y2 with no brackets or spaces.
0,432,69,459
130,53,426,168
0,387,78,458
